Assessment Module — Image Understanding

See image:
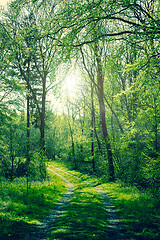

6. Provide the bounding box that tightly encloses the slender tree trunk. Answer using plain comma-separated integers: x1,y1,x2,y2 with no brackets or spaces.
94,126,102,154
104,95,124,134
111,111,115,141
26,72,30,194
91,82,96,172
69,122,77,169
80,48,102,154
118,72,132,122
67,109,77,169
26,61,30,163
17,57,42,151
95,49,115,181
79,111,84,158
154,97,158,152
40,71,47,151
10,125,14,181
81,121,84,154
72,141,77,169
92,95,102,154
27,94,30,161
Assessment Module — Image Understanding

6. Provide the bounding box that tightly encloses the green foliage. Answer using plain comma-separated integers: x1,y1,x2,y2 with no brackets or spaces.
142,155,160,195
29,150,47,180
0,0,160,206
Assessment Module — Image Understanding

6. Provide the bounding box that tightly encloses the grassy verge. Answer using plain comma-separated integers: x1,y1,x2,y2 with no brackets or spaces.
101,182,160,240
0,172,67,240
48,164,108,240
49,161,160,240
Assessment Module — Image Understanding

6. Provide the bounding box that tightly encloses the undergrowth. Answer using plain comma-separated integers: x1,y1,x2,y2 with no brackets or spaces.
101,182,160,240
0,172,67,240
1,160,159,240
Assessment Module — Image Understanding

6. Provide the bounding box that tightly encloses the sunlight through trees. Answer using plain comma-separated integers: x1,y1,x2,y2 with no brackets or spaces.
0,0,159,208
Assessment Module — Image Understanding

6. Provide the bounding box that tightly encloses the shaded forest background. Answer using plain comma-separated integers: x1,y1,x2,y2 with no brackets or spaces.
0,0,160,194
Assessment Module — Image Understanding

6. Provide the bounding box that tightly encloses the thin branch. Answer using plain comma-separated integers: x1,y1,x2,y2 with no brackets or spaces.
0,89,13,102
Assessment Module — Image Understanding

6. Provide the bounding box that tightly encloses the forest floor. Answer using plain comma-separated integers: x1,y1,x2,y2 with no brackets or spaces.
23,164,127,240
0,162,159,240
48,165,127,240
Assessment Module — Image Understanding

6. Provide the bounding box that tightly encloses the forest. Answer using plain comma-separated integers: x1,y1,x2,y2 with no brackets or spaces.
0,0,160,239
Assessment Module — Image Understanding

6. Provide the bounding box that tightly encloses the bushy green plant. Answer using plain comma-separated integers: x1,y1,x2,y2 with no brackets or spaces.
29,150,47,181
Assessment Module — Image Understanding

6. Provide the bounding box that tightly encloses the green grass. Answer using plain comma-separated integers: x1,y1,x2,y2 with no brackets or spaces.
50,184,108,240
101,182,160,240
0,172,67,240
48,161,100,185
1,160,159,240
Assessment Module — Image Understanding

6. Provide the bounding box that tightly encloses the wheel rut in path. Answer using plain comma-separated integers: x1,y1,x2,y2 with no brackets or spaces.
51,166,127,240
23,169,74,240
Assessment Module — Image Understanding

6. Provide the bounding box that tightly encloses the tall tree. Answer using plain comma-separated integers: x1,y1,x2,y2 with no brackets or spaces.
1,0,61,152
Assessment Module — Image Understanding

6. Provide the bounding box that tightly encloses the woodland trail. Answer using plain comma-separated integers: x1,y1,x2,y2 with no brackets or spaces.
23,169,74,240
23,165,127,240
49,166,127,240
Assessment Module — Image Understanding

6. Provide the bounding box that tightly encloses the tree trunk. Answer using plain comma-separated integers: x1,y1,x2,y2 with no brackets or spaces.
96,49,115,181
104,95,124,134
17,56,46,153
40,71,47,151
80,47,102,154
70,124,77,169
10,125,14,181
26,61,30,163
154,97,158,152
91,82,96,172
67,111,77,170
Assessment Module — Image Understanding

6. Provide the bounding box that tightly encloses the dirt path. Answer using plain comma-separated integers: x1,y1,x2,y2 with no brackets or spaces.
50,166,127,240
23,169,74,240
23,166,127,240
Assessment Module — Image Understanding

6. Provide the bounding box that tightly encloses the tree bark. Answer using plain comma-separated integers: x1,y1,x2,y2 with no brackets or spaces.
40,71,47,151
91,82,96,172
10,125,14,181
104,95,124,134
95,48,115,181
17,55,47,153
69,121,77,169
154,97,158,153
80,47,102,154
67,108,77,170
26,60,30,163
